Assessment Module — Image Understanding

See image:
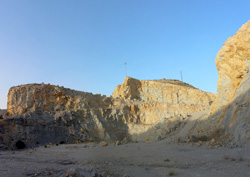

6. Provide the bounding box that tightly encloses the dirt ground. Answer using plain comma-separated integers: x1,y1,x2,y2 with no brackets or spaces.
1,138,250,177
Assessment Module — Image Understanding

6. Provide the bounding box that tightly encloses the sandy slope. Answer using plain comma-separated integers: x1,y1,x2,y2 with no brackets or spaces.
1,139,250,177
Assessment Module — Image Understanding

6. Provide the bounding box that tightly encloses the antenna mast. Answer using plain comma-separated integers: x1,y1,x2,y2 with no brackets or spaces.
180,71,183,82
125,62,127,77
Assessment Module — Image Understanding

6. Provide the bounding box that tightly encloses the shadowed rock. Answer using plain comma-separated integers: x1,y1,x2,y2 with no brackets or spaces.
0,78,216,150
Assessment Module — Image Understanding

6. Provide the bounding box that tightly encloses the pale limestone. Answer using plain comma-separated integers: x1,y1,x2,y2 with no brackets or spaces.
212,20,250,113
113,77,216,125
7,84,111,116
2,78,216,149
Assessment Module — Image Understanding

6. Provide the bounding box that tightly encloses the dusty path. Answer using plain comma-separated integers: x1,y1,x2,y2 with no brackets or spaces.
1,139,250,177
169,110,208,141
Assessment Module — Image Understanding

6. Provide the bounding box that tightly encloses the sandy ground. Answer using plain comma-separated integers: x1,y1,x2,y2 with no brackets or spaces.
1,138,250,177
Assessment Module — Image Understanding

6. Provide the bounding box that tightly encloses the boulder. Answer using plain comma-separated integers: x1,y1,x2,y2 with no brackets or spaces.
99,141,108,147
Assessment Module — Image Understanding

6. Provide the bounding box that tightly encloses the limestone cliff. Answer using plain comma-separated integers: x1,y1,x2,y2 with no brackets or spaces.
207,21,250,144
221,72,250,144
187,21,250,145
113,77,215,107
2,84,128,149
113,77,216,125
212,20,250,113
7,83,111,115
1,78,216,149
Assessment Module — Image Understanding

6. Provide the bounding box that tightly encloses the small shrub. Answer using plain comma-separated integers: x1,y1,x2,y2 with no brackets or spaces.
209,128,225,141
190,135,208,142
198,135,208,142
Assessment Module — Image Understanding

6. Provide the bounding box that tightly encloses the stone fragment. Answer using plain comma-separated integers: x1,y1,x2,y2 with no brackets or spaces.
99,141,108,147
113,140,121,146
196,141,202,146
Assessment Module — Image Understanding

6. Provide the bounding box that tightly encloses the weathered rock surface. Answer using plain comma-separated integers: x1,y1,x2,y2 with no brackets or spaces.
210,21,250,145
221,72,250,144
188,21,250,145
0,111,88,150
7,84,111,116
1,84,129,150
113,77,216,125
1,77,216,150
212,20,250,113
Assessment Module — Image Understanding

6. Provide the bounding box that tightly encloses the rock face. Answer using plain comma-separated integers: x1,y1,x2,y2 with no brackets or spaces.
7,84,111,115
2,84,129,150
0,112,88,150
212,20,250,113
212,21,250,144
112,77,216,142
209,21,250,143
113,77,216,125
221,72,250,144
189,21,250,145
1,78,216,150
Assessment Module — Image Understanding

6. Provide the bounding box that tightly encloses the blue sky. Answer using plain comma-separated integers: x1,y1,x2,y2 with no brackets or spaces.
0,0,250,109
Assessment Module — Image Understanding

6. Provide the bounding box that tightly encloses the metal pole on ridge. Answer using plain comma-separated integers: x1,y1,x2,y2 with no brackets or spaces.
125,62,127,77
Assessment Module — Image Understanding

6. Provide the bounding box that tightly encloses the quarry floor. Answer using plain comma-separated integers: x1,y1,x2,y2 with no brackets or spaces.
1,139,250,177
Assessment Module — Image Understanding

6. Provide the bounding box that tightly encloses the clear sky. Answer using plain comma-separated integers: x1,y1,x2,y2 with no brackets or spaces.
1,0,250,109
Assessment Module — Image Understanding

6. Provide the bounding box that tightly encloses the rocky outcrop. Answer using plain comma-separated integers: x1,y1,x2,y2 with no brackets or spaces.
221,72,250,144
1,77,216,150
113,77,216,124
0,108,129,150
212,20,250,113
7,84,111,116
212,21,250,144
0,111,88,150
2,84,129,150
188,21,250,145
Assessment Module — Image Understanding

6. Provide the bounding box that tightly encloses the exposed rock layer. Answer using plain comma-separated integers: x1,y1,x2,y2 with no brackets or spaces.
212,20,250,113
189,21,250,145
7,84,111,115
211,21,250,144
221,72,250,144
113,77,215,124
1,78,216,149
